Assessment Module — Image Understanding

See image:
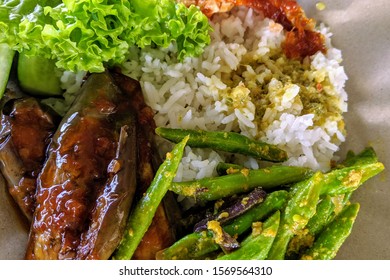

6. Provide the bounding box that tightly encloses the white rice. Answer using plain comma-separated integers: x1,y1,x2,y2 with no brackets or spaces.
61,7,348,181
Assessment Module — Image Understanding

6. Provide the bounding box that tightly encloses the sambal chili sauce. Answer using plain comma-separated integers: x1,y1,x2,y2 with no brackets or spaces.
242,0,327,58
192,0,327,59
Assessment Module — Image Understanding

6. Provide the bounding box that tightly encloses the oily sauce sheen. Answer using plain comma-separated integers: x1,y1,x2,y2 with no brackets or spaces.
1,98,59,220
31,113,117,259
25,73,134,260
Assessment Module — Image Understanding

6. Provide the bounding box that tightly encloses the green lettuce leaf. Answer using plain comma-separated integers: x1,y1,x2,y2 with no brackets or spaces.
0,0,211,72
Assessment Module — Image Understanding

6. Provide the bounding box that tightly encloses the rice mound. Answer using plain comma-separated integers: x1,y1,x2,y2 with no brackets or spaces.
62,7,348,181
120,7,348,179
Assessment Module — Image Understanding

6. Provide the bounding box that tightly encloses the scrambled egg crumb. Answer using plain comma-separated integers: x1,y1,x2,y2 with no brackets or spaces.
166,152,173,160
214,199,225,212
240,168,250,177
217,212,229,219
342,170,363,188
287,228,315,257
316,2,326,11
207,220,224,244
229,82,252,109
251,221,263,237
241,196,249,205
226,167,240,174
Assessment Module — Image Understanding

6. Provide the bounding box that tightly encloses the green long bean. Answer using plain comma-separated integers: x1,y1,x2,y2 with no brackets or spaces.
112,135,189,260
267,172,323,260
157,190,288,260
156,127,287,162
301,203,360,260
170,165,312,201
217,211,280,260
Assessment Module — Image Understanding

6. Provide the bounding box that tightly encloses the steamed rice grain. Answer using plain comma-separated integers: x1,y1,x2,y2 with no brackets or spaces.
61,7,348,180
128,8,346,175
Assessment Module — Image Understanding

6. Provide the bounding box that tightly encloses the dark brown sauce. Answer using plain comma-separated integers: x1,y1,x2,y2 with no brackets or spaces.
1,98,58,220
25,72,146,260
35,116,116,232
31,115,118,259
9,98,57,176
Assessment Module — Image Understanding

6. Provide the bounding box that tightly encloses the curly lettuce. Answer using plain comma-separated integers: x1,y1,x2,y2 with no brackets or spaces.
0,0,211,72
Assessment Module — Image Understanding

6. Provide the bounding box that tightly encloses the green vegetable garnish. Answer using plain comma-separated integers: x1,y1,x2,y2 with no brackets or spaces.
0,43,15,99
0,0,211,73
17,52,63,96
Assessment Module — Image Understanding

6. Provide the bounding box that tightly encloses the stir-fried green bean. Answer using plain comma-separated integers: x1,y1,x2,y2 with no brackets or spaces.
286,195,335,258
301,203,360,260
112,135,189,260
267,172,323,260
120,139,383,261
305,195,336,236
157,190,288,260
338,147,378,168
319,146,384,196
170,165,312,201
193,187,267,232
156,127,288,162
216,162,245,176
217,211,280,260
222,190,288,236
320,162,384,196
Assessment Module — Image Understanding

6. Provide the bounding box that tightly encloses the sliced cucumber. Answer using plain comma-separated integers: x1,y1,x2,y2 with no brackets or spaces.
17,53,63,96
0,44,15,99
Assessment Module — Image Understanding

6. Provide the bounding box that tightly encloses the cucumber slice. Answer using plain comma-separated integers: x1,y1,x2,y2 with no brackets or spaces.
0,44,15,99
17,53,63,96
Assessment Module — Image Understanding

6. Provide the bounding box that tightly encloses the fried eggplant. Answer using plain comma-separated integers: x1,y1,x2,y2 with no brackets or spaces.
111,71,179,259
0,96,59,221
25,72,138,260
